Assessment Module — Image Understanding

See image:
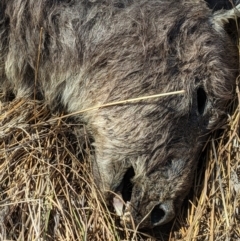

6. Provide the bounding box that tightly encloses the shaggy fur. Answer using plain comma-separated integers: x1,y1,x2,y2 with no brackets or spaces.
0,0,238,228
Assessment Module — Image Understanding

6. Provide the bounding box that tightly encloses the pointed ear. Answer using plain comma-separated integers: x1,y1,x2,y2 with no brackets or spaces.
211,4,240,35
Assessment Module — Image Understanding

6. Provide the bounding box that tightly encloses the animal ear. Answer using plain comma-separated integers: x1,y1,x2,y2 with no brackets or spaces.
211,4,240,37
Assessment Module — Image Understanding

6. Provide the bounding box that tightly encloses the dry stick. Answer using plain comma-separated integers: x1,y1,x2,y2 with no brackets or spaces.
34,27,43,119
211,139,230,229
210,155,216,241
0,99,24,121
47,90,185,122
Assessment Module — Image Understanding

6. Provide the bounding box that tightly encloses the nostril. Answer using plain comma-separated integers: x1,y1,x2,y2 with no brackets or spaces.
151,200,175,226
151,205,166,225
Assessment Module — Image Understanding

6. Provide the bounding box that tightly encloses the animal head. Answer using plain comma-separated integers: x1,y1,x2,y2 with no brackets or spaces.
0,0,239,229
88,1,239,228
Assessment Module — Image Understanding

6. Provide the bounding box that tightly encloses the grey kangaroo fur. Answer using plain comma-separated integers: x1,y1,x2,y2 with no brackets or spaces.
0,0,239,228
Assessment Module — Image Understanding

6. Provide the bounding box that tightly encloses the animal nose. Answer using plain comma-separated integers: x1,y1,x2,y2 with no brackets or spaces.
151,200,175,226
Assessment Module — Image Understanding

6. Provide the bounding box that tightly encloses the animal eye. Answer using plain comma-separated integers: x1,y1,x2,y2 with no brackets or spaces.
121,167,135,202
197,87,207,115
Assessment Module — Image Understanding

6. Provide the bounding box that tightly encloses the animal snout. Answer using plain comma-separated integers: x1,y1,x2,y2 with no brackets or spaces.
151,200,175,226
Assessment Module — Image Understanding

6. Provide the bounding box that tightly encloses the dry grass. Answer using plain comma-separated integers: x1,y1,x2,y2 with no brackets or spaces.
0,99,156,241
173,82,240,241
0,77,239,241
0,85,239,241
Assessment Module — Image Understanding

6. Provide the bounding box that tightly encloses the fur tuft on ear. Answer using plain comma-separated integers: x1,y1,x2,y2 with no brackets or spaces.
211,4,240,33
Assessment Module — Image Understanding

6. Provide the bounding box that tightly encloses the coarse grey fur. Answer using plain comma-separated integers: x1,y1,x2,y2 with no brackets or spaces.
0,0,239,228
